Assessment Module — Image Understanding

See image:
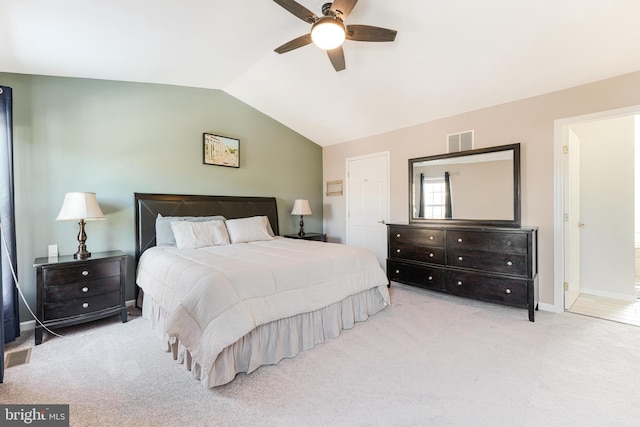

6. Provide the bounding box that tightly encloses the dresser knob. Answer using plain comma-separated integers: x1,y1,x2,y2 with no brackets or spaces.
82,302,89,308
429,253,434,258
458,256,463,261
505,289,512,294
82,287,89,293
396,233,400,238
427,276,433,281
506,241,512,246
457,281,463,286
507,261,513,266
429,236,434,240
457,238,463,242
396,249,401,253
82,270,89,276
395,270,400,274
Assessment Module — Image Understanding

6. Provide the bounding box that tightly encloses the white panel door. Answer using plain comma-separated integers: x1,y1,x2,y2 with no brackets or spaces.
346,152,390,268
564,127,581,310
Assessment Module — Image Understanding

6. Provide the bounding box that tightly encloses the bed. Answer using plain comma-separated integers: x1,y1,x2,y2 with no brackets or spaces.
134,193,390,388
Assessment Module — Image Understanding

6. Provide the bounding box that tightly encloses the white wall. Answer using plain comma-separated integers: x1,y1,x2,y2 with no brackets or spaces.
323,70,640,308
571,116,636,300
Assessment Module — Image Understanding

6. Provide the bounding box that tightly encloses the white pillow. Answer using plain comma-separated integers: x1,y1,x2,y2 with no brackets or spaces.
170,219,230,249
225,216,275,244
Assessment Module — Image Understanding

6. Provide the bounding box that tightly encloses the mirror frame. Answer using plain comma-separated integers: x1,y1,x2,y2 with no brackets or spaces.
408,143,521,227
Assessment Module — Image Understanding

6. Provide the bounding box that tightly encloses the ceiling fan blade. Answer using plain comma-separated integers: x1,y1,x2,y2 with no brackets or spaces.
273,0,318,23
274,34,312,54
330,0,358,19
346,25,397,42
327,46,346,72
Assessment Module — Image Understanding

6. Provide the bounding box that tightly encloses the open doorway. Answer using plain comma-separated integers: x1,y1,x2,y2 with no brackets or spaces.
555,108,640,326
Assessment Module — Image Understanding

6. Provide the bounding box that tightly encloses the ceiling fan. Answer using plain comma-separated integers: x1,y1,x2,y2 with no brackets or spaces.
273,0,398,72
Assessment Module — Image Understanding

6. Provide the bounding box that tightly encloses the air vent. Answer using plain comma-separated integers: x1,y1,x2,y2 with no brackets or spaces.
4,348,32,369
447,130,474,153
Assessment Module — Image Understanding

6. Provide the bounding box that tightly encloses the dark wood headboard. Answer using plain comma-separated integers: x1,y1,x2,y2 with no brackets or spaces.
134,193,279,263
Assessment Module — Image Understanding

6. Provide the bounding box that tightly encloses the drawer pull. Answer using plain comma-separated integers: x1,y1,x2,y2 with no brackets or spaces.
429,253,434,258
396,249,401,253
82,287,89,293
507,261,513,266
81,270,89,276
396,233,400,238
457,238,463,242
457,280,463,286
428,276,433,281
506,241,512,246
429,236,434,240
505,289,512,294
82,302,89,308
395,270,400,274
458,256,463,261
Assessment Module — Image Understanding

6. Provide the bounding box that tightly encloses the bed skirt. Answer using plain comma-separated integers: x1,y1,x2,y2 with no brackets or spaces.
142,285,389,388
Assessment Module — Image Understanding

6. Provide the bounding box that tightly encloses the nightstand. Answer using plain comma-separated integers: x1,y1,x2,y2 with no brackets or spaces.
283,233,327,242
33,250,127,345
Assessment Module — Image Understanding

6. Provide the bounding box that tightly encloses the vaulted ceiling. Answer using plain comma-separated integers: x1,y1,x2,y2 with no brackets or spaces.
2,0,640,146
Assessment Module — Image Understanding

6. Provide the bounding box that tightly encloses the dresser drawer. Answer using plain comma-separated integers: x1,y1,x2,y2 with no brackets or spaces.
44,260,121,286
44,276,121,303
446,271,528,308
447,249,528,276
44,291,122,320
388,260,445,291
390,243,445,265
447,230,528,255
389,227,444,246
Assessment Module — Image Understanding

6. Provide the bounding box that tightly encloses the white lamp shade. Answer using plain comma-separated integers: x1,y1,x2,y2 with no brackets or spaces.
311,18,346,50
291,199,312,216
56,192,106,221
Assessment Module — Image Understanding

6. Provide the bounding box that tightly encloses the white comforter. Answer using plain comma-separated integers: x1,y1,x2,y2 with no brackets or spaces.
136,237,390,382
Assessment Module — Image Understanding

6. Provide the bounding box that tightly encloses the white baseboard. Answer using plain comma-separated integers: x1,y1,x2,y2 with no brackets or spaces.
20,320,36,333
537,302,556,313
19,299,137,332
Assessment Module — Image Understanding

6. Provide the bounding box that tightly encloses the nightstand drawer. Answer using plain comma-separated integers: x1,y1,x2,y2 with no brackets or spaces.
44,291,122,320
44,276,121,303
44,260,120,285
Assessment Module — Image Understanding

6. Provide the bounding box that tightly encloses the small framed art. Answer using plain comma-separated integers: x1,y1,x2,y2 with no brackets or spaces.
203,133,240,168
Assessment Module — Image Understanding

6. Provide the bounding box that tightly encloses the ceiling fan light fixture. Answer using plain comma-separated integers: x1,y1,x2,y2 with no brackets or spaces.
310,17,346,50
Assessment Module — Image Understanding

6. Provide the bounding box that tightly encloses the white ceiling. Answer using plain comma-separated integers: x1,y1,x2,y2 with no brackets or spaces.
2,0,640,146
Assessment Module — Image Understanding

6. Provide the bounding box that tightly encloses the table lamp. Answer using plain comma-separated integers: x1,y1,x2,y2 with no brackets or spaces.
291,199,312,237
56,192,105,259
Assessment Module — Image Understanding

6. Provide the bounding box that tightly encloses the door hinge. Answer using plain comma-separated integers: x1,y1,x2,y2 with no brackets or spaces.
563,146,569,154
563,282,569,291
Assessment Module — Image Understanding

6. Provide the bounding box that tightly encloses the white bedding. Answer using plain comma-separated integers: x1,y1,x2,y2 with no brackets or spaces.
136,237,390,386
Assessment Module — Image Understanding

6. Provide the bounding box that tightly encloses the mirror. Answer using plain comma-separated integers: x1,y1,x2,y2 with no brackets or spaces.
409,143,521,227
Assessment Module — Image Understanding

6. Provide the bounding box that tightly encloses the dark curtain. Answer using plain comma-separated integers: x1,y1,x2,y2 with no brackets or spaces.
444,172,452,219
418,173,425,217
1,85,19,383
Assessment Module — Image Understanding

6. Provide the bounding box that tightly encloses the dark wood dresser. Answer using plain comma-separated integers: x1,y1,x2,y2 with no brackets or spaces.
34,250,128,344
387,224,538,321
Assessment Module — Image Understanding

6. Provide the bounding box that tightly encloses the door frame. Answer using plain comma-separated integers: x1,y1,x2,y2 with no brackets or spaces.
553,104,640,313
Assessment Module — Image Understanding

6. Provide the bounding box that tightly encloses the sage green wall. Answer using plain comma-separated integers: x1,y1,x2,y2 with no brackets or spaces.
0,73,323,323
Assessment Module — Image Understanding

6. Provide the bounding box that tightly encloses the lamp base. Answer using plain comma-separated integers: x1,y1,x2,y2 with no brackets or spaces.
73,219,91,259
298,215,305,237
73,249,91,259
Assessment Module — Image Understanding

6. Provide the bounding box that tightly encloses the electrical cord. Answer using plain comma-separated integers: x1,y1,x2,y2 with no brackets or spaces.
0,221,64,339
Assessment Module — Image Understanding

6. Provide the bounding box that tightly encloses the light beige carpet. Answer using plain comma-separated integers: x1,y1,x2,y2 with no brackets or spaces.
3,284,640,427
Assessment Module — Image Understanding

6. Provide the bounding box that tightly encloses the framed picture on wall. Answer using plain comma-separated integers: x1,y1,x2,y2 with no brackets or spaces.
203,133,240,168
